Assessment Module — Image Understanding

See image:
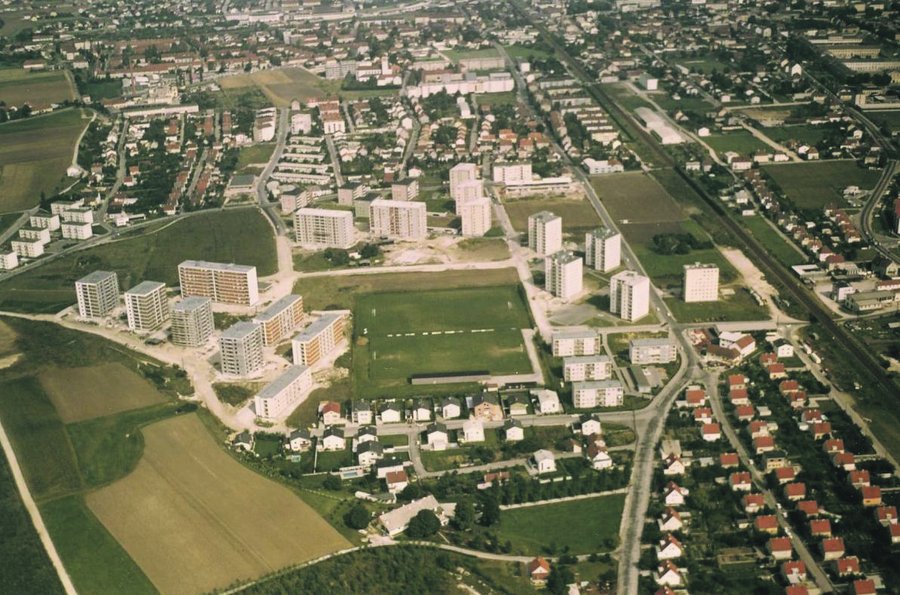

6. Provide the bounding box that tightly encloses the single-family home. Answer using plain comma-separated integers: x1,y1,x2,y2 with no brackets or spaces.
461,419,485,443
853,579,877,595
441,396,462,419
720,452,739,468
833,556,861,577
352,400,373,425
743,493,765,515
587,442,613,470
232,430,254,452
378,496,453,537
580,414,602,436
767,537,793,560
781,561,807,585
785,482,807,502
810,519,832,538
533,449,556,474
658,508,683,532
694,407,714,424
774,467,796,484
849,469,870,488
656,534,684,560
502,418,525,442
411,400,432,422
379,402,403,424
385,470,409,494
507,393,530,416
730,472,752,492
471,394,503,421
535,389,562,414
286,429,312,452
664,482,689,507
821,537,845,560
321,401,344,425
426,422,449,450
875,505,898,526
374,457,406,479
319,426,346,451
527,557,551,585
798,500,819,518
356,425,378,445
654,561,684,587
754,515,779,535
860,485,882,507
663,454,687,476
701,423,722,442
357,440,384,467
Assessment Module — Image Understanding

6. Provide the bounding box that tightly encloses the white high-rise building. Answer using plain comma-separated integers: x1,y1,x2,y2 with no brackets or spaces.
545,251,583,300
492,161,532,184
460,197,492,237
75,271,119,319
585,228,622,272
527,211,562,256
219,322,264,377
453,180,484,213
124,281,169,332
171,297,214,347
610,270,650,322
178,260,259,306
370,199,427,240
449,163,478,202
294,208,355,249
254,365,313,420
683,263,719,303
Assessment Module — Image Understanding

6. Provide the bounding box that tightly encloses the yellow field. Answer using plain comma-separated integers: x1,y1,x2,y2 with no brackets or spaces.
39,363,166,423
219,67,329,106
86,414,350,595
0,68,77,106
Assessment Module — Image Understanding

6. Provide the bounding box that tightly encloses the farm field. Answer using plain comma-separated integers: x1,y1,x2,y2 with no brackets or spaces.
703,131,771,156
0,208,277,313
739,215,806,267
0,68,76,106
39,363,165,423
219,67,326,106
504,197,602,233
762,161,883,210
86,414,350,595
590,172,684,224
495,493,626,555
0,108,92,213
762,124,828,147
294,267,520,310
353,286,533,396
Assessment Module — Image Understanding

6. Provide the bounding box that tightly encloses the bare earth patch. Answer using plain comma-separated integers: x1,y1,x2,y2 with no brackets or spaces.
718,247,781,319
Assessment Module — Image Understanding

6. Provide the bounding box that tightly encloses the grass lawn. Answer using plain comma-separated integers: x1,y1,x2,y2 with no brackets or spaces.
763,125,828,147
664,289,769,323
41,496,156,595
600,84,654,112
0,447,64,595
650,93,714,113
286,378,352,429
503,44,555,60
0,211,23,236
504,197,601,233
443,48,501,64
739,215,806,267
0,108,92,213
590,172,684,225
83,78,122,100
293,267,520,311
474,91,518,107
237,143,275,170
496,493,626,555
0,68,76,106
0,208,277,313
353,286,533,396
675,57,733,74
703,131,770,156
867,110,900,133
762,161,883,210
212,382,263,407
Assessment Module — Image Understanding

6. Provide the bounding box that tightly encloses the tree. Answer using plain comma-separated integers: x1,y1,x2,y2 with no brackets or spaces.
547,564,574,595
406,509,441,539
479,493,501,527
344,503,370,530
452,497,475,532
323,474,342,491
398,483,423,502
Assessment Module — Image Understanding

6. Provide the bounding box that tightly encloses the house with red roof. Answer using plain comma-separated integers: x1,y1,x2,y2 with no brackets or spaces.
720,452,740,468
743,493,765,514
754,514,779,535
788,391,808,409
654,561,684,587
729,388,750,406
658,507,683,532
823,438,845,455
694,407,713,424
754,435,776,454
656,534,684,560
527,557,550,584
860,485,882,507
749,420,770,438
833,556,861,577
766,362,787,379
849,469,870,488
785,586,809,595
774,467,796,484
800,409,823,424
728,374,747,390
784,482,806,501
811,422,832,440
684,387,706,407
767,536,793,560
809,518,832,538
832,452,856,471
664,482,689,507
781,561,806,585
797,500,819,518
853,579,877,595
735,405,755,421
663,454,687,476
820,537,845,560
701,423,722,442
760,353,778,366
875,505,897,526
779,379,800,395
730,471,752,492
889,523,900,544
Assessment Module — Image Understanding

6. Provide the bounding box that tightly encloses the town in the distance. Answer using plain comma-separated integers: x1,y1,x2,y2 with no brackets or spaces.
0,0,898,594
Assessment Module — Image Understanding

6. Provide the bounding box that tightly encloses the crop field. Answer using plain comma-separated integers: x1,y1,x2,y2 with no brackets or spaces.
39,363,165,423
0,109,92,213
294,267,520,311
353,286,533,396
86,414,350,595
0,68,77,106
219,67,327,106
0,208,276,313
504,197,602,233
590,172,684,225
495,493,626,555
703,131,770,156
762,161,883,210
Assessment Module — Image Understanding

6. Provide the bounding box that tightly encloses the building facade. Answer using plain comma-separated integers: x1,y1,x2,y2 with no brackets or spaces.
527,211,562,256
124,281,169,332
75,270,120,319
460,197,492,237
545,251,583,300
552,329,601,357
585,228,622,272
219,321,264,377
572,380,625,408
170,297,214,347
254,365,313,420
610,270,650,322
178,260,259,306
683,263,719,303
292,311,348,367
630,338,677,364
294,208,355,249
252,294,305,346
563,355,614,382
370,199,427,240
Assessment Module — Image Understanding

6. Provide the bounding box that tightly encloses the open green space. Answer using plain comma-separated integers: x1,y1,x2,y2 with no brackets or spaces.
590,171,684,225
236,143,275,170
496,493,626,555
650,93,714,113
0,108,92,213
674,57,733,74
762,161,883,211
353,286,533,396
443,47,502,64
867,110,900,133
664,289,769,323
503,44,555,61
0,211,23,237
474,91,518,106
504,197,602,233
0,208,277,313
762,124,828,147
0,68,76,106
212,382,263,407
703,131,770,156
739,215,806,267
600,84,653,112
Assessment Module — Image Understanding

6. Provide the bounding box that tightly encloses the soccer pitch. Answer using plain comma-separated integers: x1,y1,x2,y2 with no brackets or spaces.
353,286,534,396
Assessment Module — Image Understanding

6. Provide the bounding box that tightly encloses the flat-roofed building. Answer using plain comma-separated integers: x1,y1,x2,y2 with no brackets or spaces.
563,355,613,382
294,208,355,249
29,211,60,231
219,321,264,377
391,178,419,201
573,380,625,408
254,365,313,420
18,226,51,245
453,180,484,213
370,199,427,240
124,281,169,331
545,251,583,300
170,297,214,346
450,163,478,209
11,239,44,259
61,221,93,240
528,211,562,256
178,260,259,306
60,207,94,224
75,270,119,319
610,270,650,322
683,263,719,303
0,251,19,271
460,197,492,237
492,161,532,184
630,337,677,364
292,311,348,367
552,329,600,357
252,294,305,346
585,228,621,272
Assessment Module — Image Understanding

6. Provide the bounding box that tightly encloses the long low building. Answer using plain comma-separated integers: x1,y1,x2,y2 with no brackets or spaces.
552,329,601,357
254,365,313,420
630,337,677,364
572,380,625,408
563,355,613,382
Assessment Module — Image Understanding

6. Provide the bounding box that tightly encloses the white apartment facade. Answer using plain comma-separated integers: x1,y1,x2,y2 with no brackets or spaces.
449,162,478,208
0,251,18,271
573,380,625,408
292,311,348,367
563,355,614,382
492,161,532,184
294,208,355,249
552,329,601,357
683,263,719,303
527,211,562,256
219,321,264,377
585,228,622,272
254,365,313,420
75,270,119,319
61,222,93,240
610,270,650,322
545,251,583,300
11,239,44,259
460,197,492,237
370,199,427,240
171,297,214,347
124,281,169,332
630,338,677,364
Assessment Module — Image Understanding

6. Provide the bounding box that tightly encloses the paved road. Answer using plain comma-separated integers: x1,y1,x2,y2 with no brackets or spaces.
858,159,898,263
256,107,291,235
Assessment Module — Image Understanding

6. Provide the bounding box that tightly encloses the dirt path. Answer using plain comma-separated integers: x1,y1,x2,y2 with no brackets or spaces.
719,246,801,322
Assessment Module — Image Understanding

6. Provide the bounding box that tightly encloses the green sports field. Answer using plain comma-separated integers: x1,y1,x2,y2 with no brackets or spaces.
353,286,534,396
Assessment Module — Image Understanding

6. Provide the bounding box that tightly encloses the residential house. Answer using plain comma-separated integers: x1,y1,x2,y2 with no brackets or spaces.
719,452,739,468
860,485,882,507
833,556,861,577
533,449,556,474
875,505,898,526
379,402,403,424
656,534,684,560
357,440,384,467
781,561,807,585
853,579,877,595
385,470,409,494
321,401,344,425
774,467,796,485
461,419,485,443
535,389,562,414
411,400,432,422
743,493,766,515
730,472,752,492
701,423,722,442
798,500,820,518
664,482,689,507
821,537,845,561
768,537,793,560
426,422,449,450
810,519,832,538
658,508,683,532
580,414,602,436
441,397,462,419
507,394,530,416
470,394,503,421
654,561,684,587
754,515,779,535
587,442,613,470
527,557,551,585
232,431,254,452
319,426,345,451
503,419,525,442
352,401,373,425
286,429,312,452
663,455,687,476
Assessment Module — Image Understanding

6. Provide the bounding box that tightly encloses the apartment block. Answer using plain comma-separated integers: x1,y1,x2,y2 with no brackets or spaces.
18,226,51,245
390,178,419,201
178,260,259,306
585,228,622,272
61,221,93,240
370,199,427,240
11,239,44,259
453,180,484,213
492,161,532,184
683,263,719,303
610,270,650,322
219,321,264,377
29,211,60,231
170,297,214,347
61,207,94,224
545,251,583,300
0,251,19,271
629,338,677,364
563,355,614,382
527,211,562,256
75,270,119,319
254,365,313,420
449,162,478,205
124,281,169,332
460,197,492,237
294,208,355,249
552,329,601,357
572,380,625,408
292,311,348,367
252,294,305,346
